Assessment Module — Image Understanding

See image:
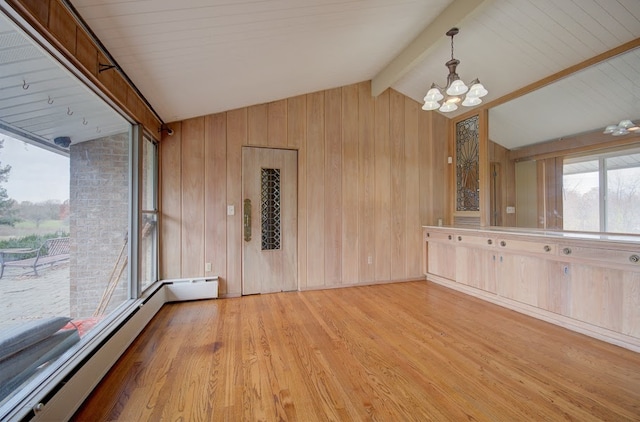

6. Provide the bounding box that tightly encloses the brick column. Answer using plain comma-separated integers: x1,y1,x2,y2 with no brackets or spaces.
69,133,129,318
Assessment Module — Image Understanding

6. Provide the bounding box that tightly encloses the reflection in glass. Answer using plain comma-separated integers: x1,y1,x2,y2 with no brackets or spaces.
563,160,600,232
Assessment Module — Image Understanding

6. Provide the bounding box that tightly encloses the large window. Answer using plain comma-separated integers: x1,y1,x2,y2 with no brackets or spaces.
563,148,640,233
0,10,158,418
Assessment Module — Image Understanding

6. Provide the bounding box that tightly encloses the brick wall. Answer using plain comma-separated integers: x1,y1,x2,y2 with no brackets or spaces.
69,133,129,318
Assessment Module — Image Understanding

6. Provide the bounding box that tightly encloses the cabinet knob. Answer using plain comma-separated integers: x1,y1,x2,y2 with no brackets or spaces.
562,247,572,255
630,254,640,263
487,239,493,245
500,240,506,247
448,235,452,240
543,245,551,252
426,232,430,237
457,236,462,241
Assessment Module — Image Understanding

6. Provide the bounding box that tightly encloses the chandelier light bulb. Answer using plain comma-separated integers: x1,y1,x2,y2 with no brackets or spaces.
446,80,468,96
467,82,488,98
424,87,444,102
422,101,440,111
462,96,482,107
439,102,458,112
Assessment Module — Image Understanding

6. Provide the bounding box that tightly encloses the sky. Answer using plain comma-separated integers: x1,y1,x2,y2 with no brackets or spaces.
0,135,69,203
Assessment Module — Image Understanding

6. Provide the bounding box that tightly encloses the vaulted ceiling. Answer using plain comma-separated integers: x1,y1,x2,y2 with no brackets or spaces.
1,0,640,150
69,0,640,148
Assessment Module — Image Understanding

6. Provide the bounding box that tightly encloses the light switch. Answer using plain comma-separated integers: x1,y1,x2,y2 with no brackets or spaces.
205,262,212,272
506,206,516,214
227,205,235,216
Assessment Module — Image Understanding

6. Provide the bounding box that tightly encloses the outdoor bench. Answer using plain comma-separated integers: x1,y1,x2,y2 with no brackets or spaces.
0,237,70,279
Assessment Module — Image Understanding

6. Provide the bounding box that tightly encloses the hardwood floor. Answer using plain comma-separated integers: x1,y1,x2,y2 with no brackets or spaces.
73,281,640,421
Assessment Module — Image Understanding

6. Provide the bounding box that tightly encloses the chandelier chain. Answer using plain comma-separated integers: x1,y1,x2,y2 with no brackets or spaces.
451,34,454,60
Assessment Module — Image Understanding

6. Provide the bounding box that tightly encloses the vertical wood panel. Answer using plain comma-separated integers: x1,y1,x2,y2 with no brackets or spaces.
374,90,391,281
390,90,406,280
306,91,325,287
268,100,288,148
287,95,307,289
181,118,206,276
341,85,359,284
419,112,431,226
160,82,450,293
358,82,375,283
204,113,227,293
324,88,342,284
622,271,640,337
227,109,246,295
405,98,421,276
248,104,268,146
424,111,448,225
160,123,182,279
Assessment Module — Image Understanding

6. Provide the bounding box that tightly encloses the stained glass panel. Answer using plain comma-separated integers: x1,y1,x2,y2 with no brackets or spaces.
456,115,480,211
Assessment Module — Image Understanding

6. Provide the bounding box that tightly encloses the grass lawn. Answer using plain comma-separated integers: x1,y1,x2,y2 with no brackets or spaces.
0,220,69,240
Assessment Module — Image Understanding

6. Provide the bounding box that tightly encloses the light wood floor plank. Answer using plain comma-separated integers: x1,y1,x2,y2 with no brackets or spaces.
74,281,640,421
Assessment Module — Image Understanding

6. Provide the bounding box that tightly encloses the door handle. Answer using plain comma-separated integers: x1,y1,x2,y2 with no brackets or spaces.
243,199,252,242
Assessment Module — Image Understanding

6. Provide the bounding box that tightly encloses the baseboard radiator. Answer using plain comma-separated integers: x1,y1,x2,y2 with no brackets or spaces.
8,277,219,421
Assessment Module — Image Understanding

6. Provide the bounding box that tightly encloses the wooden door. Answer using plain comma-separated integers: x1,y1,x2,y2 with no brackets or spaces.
242,147,297,294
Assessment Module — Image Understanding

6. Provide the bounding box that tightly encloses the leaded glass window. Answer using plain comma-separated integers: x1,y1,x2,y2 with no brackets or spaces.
456,115,480,212
261,168,281,250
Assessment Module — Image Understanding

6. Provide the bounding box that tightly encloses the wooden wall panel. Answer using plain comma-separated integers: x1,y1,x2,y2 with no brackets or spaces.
324,88,342,285
358,82,375,283
306,91,326,288
390,90,406,280
405,99,421,276
180,118,205,276
204,114,227,292
431,112,450,225
268,100,287,148
160,82,449,294
341,85,359,285
287,96,307,289
226,109,245,296
160,123,182,279
374,90,391,282
248,104,268,146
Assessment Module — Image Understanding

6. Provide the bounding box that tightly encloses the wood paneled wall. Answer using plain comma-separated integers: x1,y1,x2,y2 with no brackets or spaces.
160,82,449,296
9,0,161,138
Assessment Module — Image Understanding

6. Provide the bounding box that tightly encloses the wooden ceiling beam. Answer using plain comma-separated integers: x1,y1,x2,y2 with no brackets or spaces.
371,0,492,97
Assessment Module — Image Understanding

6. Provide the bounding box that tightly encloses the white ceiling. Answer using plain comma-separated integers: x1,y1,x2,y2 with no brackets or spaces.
1,0,640,150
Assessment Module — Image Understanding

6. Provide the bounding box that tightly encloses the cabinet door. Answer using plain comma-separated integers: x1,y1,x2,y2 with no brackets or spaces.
496,253,549,306
568,264,627,333
456,246,497,293
538,261,571,316
427,242,456,280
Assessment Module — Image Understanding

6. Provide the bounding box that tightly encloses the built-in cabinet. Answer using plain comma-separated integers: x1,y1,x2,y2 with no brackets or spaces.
424,226,640,352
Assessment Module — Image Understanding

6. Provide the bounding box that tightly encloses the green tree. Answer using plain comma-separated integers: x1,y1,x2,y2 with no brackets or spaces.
0,139,17,226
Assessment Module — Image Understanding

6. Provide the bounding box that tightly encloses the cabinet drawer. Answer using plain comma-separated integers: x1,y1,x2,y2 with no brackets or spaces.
425,231,456,242
456,234,495,247
496,238,556,255
558,245,640,267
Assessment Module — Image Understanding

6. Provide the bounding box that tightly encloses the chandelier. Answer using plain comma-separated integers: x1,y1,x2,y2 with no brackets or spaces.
603,119,639,136
422,28,488,112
